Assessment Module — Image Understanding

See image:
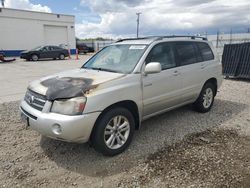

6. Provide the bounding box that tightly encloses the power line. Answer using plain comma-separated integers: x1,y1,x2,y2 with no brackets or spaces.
136,12,142,38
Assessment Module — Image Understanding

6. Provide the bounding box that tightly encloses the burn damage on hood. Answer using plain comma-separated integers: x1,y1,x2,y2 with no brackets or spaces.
40,77,96,100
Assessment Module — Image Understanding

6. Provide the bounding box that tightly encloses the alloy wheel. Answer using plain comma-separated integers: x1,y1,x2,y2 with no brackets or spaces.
203,88,213,108
104,115,130,149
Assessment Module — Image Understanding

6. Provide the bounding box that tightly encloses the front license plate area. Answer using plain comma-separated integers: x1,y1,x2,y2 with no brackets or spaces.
21,113,29,129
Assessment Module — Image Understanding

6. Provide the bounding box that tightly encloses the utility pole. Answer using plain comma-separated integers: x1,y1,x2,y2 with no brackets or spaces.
1,0,4,7
216,30,219,48
136,12,142,38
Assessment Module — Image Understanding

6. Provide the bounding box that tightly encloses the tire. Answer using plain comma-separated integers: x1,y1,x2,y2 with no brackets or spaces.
31,54,39,61
59,53,65,60
91,107,135,156
193,82,215,113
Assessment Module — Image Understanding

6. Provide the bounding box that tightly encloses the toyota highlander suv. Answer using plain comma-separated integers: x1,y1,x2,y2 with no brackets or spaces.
20,36,222,156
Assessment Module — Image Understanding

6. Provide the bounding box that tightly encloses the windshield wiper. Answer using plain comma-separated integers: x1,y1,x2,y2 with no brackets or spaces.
84,67,120,73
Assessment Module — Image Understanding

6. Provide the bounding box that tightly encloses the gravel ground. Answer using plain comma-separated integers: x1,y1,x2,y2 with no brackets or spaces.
0,79,250,187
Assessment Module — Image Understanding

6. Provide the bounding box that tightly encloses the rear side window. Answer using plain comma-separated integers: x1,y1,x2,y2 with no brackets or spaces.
197,42,214,61
146,43,176,70
174,42,197,66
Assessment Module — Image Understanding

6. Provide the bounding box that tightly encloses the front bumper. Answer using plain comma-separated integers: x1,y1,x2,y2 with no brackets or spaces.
20,100,101,143
20,54,28,59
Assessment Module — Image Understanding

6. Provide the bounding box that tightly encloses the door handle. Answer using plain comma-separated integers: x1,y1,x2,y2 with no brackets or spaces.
173,70,180,76
144,83,152,87
201,64,207,69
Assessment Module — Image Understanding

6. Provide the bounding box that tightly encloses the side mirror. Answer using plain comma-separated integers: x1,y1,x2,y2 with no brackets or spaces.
144,62,162,74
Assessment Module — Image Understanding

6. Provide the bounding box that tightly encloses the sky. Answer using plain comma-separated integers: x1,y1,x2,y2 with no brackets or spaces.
2,0,250,39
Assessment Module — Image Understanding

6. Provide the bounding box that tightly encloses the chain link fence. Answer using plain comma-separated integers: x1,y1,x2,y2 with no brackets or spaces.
206,31,250,57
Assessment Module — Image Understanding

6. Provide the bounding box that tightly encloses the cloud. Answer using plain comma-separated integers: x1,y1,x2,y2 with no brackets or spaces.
76,0,250,38
4,0,51,13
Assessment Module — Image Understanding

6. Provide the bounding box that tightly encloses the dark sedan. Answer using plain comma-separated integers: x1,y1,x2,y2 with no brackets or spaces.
20,46,69,61
76,43,94,54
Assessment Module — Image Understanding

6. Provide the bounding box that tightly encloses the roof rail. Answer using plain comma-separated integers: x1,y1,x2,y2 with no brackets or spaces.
156,35,208,41
115,37,156,43
116,35,207,43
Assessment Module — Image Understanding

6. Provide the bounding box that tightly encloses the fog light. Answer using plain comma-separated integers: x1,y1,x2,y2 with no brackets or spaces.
52,124,62,135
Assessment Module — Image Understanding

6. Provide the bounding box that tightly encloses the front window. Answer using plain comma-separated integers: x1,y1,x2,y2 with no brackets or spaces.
82,44,147,73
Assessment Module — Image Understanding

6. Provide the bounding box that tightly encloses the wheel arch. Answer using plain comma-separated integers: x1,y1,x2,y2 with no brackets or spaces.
204,77,218,96
30,53,40,59
90,100,140,139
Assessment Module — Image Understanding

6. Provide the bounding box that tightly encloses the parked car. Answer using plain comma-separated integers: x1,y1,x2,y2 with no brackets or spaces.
76,43,94,54
20,36,222,156
20,45,69,61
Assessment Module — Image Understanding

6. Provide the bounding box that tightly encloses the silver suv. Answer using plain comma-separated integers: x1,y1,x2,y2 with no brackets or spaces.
20,36,222,156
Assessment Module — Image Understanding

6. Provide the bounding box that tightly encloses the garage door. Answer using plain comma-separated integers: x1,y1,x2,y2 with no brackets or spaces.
44,25,68,46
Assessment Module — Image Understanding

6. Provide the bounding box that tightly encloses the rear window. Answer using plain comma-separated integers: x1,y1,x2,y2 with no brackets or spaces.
175,42,197,66
197,42,214,61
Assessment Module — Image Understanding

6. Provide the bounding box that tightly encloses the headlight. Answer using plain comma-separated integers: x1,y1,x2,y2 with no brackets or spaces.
51,97,87,115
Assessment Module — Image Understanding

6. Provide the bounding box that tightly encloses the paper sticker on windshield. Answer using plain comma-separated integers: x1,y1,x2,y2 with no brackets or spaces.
129,45,146,50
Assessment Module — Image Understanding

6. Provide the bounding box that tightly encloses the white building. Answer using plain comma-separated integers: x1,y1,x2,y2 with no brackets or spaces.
0,8,76,56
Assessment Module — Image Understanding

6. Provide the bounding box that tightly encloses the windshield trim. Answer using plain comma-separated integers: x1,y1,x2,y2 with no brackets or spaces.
81,44,149,74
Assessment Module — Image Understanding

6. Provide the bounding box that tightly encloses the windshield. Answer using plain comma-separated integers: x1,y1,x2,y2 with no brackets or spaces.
82,44,147,73
30,46,43,51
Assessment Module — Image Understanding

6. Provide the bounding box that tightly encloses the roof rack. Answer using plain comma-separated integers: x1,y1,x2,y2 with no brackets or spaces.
156,35,208,41
115,35,207,43
115,37,156,43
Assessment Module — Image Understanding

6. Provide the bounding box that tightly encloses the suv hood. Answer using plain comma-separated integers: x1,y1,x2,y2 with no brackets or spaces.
28,69,125,100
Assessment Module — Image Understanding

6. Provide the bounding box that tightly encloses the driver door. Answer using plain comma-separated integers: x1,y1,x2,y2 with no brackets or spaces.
142,42,183,117
39,46,51,58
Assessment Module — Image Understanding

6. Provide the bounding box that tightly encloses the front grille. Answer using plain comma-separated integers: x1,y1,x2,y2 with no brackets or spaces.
24,89,47,111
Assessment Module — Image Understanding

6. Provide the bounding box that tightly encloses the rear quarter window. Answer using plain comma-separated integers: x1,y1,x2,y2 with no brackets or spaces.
174,42,197,66
197,42,214,61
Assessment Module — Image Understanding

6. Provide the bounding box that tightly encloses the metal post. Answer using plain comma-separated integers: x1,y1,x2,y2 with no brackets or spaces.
230,29,232,44
136,12,142,38
216,30,219,48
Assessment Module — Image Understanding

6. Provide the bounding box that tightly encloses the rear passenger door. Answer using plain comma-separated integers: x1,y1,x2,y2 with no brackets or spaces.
173,41,204,102
142,42,183,117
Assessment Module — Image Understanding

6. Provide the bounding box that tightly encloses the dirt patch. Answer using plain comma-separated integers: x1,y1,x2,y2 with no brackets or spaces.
118,129,250,187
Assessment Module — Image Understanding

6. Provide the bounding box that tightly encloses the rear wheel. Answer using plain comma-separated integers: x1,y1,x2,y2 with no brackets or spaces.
59,53,65,60
31,54,39,61
193,82,215,113
91,107,135,156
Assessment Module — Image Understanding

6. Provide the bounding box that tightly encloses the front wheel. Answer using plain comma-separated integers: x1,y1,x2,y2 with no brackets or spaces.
193,82,215,113
31,54,39,61
59,53,65,60
91,107,135,156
